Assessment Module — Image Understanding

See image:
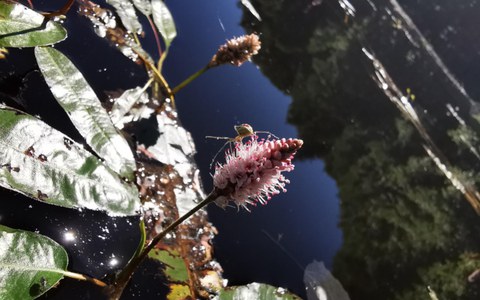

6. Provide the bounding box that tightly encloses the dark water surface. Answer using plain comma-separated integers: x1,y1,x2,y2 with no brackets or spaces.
164,0,342,296
2,0,480,299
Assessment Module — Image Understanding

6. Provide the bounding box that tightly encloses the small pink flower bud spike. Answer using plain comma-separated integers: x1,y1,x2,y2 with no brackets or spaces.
208,34,262,68
212,136,303,210
206,123,279,169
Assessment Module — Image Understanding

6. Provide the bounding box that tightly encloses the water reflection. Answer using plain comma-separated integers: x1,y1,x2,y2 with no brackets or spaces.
242,0,480,298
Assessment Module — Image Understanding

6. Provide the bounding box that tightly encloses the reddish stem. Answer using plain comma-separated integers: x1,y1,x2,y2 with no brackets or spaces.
147,15,163,60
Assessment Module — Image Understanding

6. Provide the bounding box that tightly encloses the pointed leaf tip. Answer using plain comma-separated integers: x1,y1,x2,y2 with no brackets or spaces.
151,0,177,49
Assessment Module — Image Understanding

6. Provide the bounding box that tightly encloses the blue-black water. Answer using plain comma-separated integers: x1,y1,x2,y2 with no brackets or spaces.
2,0,480,299
165,0,342,295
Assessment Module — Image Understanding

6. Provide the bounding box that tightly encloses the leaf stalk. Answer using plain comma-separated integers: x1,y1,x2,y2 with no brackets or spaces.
107,190,218,299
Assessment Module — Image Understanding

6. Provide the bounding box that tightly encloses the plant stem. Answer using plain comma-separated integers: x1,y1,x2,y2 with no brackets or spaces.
147,15,163,61
61,270,107,287
131,219,146,260
132,32,142,48
171,66,209,95
107,190,218,300
131,48,173,102
42,0,75,18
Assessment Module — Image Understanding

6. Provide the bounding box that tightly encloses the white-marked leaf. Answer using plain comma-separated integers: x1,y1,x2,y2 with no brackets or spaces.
146,112,195,166
110,86,149,128
34,46,136,180
151,0,176,49
0,1,67,47
218,283,301,300
132,0,152,17
106,0,143,34
0,225,68,299
0,106,139,215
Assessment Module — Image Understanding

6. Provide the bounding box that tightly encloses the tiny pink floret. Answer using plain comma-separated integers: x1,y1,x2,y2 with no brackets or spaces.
213,137,303,210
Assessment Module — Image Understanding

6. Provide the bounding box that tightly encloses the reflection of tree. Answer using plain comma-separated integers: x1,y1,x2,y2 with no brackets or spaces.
395,253,480,300
242,1,480,299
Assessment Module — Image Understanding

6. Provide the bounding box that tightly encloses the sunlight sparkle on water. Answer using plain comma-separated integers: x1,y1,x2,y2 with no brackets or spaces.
63,230,76,242
109,255,119,267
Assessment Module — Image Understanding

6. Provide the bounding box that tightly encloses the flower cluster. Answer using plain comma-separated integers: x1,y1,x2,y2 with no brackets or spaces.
208,33,261,68
213,137,303,210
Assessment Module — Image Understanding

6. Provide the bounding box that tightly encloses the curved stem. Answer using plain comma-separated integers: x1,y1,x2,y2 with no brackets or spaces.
41,0,74,18
131,220,146,260
107,190,218,300
147,15,163,61
131,48,173,103
171,66,209,95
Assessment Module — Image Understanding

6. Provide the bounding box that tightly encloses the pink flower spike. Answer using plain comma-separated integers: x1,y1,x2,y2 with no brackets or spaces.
212,136,303,210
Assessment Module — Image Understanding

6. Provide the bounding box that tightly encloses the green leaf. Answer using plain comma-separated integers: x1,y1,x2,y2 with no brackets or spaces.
149,248,193,299
0,225,68,299
168,284,192,300
148,249,188,282
132,0,152,17
0,2,67,47
106,0,143,34
0,106,139,216
151,0,176,49
34,46,136,179
218,283,302,300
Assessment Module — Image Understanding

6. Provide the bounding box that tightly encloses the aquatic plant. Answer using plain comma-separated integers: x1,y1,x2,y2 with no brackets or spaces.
213,137,303,210
0,1,302,299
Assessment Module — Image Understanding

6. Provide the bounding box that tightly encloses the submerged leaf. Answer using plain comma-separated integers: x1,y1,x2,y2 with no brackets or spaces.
148,249,189,282
218,283,302,300
34,46,136,179
151,0,176,49
106,0,143,34
0,1,67,47
0,106,139,215
168,284,191,300
0,225,68,299
148,249,192,300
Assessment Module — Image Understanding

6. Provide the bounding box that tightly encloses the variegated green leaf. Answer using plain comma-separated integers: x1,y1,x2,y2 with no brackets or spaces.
219,283,302,300
132,0,152,17
0,106,139,215
151,0,176,49
0,225,68,299
0,1,67,47
34,46,136,180
106,0,143,34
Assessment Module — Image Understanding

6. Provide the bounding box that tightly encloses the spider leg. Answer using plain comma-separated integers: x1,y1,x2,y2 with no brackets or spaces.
209,140,232,170
255,130,279,139
206,135,231,140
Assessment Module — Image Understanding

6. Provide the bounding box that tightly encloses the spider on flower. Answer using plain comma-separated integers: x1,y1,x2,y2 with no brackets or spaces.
206,123,278,169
